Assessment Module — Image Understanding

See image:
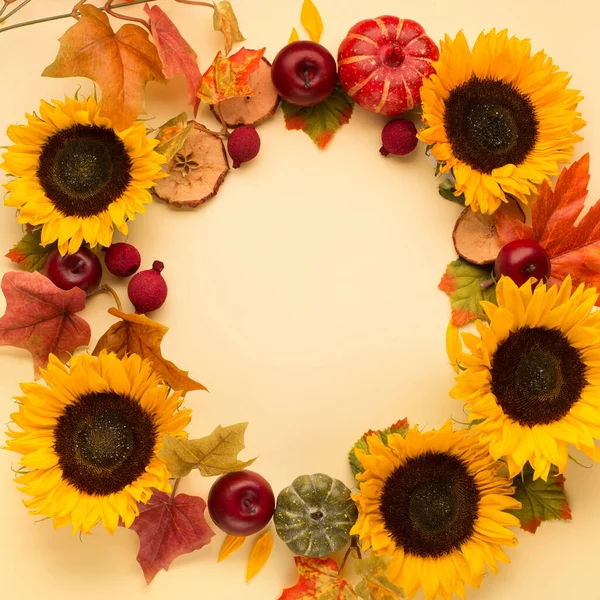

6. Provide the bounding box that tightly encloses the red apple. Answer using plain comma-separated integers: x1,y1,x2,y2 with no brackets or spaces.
45,247,102,292
271,40,337,106
208,470,275,536
338,16,439,115
494,239,551,287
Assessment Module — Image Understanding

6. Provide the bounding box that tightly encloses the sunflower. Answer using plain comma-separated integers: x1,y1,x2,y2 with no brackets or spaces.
418,30,584,214
352,421,519,600
5,351,190,534
452,276,600,481
1,96,165,255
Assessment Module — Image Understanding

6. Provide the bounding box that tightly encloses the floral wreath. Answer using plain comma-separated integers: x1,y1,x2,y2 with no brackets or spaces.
0,1,598,599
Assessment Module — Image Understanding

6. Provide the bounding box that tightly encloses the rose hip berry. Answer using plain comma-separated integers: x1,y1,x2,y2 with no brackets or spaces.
380,118,418,156
227,125,261,168
127,260,168,314
104,242,141,277
494,239,551,287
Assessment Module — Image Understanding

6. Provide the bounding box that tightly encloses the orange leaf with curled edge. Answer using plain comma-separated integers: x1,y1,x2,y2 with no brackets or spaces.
92,308,206,395
0,271,91,377
42,4,165,130
197,47,265,105
144,4,201,115
278,557,358,600
497,154,600,304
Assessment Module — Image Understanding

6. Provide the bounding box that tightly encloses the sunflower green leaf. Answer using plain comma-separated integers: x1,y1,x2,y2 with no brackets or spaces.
508,463,572,534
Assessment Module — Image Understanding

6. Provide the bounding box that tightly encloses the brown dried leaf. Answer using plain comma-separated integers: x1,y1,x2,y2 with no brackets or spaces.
153,126,229,208
93,308,205,394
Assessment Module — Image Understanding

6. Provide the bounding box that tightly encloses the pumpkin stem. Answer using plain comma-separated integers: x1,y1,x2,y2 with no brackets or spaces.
338,535,362,574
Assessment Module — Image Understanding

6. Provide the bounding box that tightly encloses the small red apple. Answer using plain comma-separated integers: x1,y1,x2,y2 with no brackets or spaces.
271,40,337,106
45,247,102,292
494,239,551,286
208,470,275,536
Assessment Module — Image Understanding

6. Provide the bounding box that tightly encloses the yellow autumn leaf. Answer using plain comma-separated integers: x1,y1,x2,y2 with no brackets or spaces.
218,534,246,562
300,0,323,43
246,529,273,582
446,320,463,373
288,27,300,44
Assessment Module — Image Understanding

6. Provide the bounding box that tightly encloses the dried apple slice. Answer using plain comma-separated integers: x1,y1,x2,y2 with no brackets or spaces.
153,125,229,208
211,57,280,128
453,197,525,265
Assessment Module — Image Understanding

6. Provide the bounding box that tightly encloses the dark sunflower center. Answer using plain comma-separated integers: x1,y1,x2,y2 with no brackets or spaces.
37,124,132,218
379,452,480,557
444,77,538,173
491,326,587,426
54,391,157,496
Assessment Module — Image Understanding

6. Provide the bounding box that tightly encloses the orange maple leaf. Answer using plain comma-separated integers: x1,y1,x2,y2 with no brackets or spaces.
92,308,206,395
497,153,600,303
42,4,166,130
197,47,265,105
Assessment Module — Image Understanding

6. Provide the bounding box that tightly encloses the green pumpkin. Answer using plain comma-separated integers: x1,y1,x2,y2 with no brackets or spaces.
274,473,358,557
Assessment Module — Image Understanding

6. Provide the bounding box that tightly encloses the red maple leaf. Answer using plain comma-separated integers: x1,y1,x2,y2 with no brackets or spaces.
0,271,91,375
497,154,600,303
128,491,215,584
278,557,357,599
144,4,201,115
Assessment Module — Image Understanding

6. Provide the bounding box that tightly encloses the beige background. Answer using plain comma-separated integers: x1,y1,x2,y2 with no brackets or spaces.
1,0,600,598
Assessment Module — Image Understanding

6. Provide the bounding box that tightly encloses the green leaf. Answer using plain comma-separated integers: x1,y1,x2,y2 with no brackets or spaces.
509,463,572,534
355,556,405,600
155,113,195,162
6,228,55,273
438,258,496,327
438,180,465,206
212,1,245,56
281,81,354,149
158,423,256,478
349,419,410,478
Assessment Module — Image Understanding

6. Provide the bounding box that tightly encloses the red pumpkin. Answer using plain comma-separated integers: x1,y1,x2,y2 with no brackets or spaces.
338,16,439,116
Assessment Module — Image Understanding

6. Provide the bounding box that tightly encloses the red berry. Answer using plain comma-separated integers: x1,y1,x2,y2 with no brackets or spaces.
380,118,418,156
271,40,337,106
208,471,275,536
104,242,141,277
494,239,551,286
227,125,261,168
127,260,168,314
45,247,102,292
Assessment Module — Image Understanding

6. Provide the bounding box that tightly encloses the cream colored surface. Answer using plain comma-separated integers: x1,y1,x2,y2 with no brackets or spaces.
1,0,599,598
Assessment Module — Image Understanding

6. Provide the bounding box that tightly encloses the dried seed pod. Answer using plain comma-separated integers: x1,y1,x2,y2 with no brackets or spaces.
153,125,229,208
453,197,526,265
211,58,280,128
